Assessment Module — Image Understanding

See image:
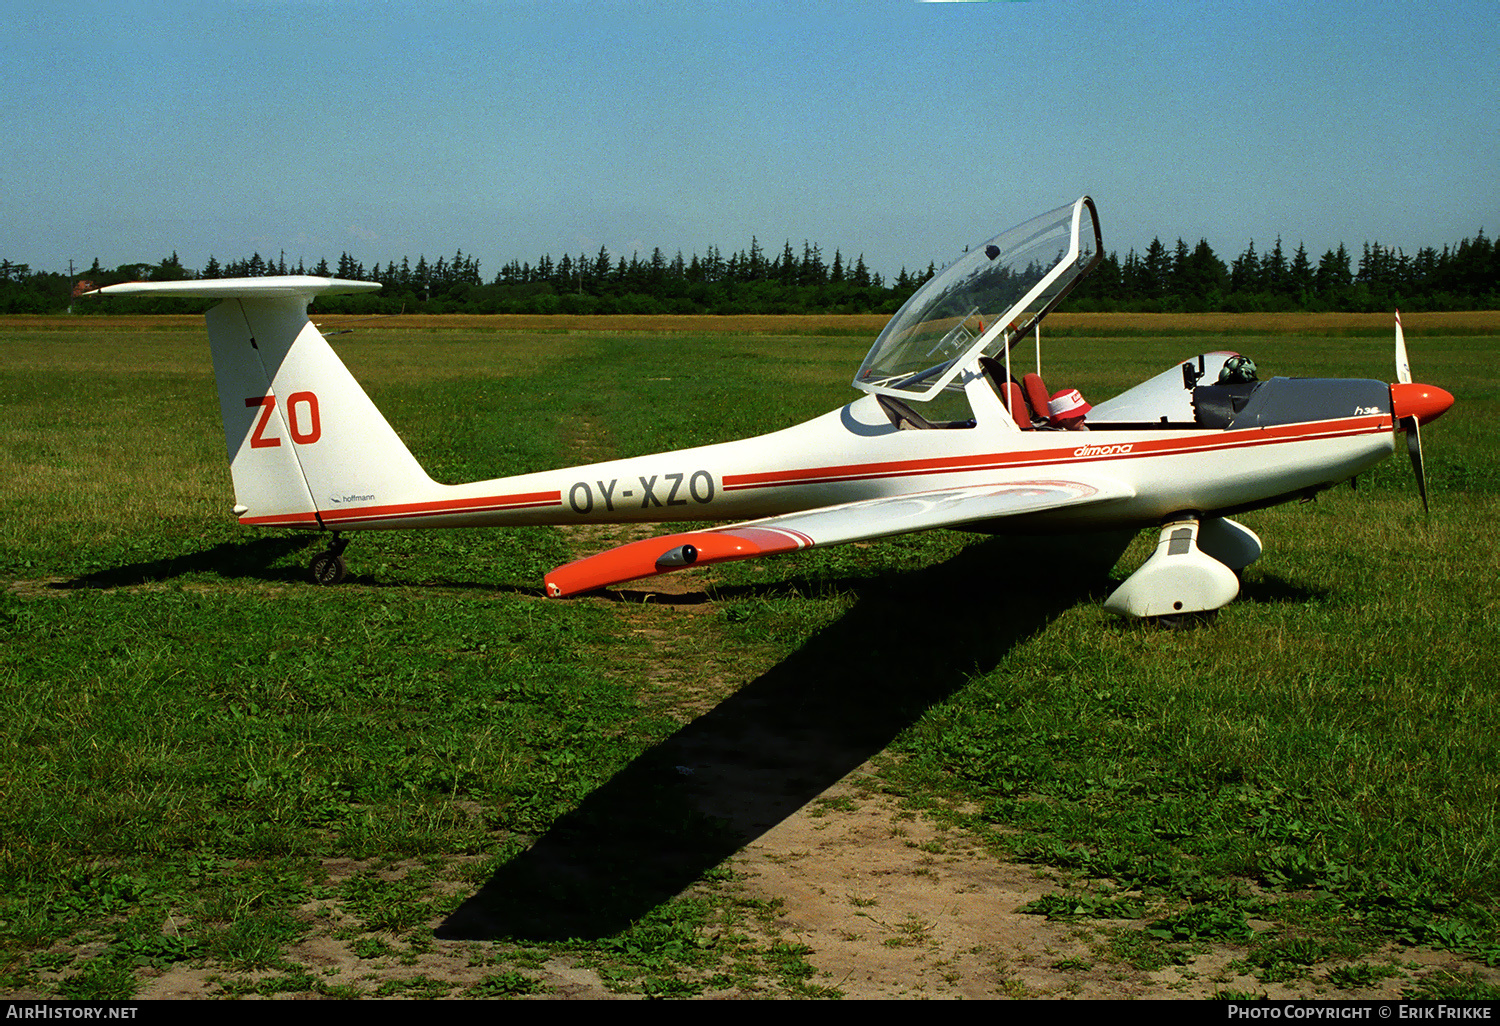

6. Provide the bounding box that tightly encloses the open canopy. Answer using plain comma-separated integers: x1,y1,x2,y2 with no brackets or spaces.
854,197,1101,402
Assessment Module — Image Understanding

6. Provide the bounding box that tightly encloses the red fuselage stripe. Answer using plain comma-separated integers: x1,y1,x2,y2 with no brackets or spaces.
239,511,321,526
720,416,1390,492
239,417,1390,529
319,491,561,525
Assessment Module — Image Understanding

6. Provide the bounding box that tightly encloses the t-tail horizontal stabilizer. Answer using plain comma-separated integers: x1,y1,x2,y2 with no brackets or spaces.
1103,516,1241,618
88,277,437,529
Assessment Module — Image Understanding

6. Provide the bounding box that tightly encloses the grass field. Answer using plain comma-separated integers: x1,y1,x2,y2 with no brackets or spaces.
1,312,1497,999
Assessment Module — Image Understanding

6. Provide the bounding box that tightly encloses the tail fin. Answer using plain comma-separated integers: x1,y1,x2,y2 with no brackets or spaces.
93,277,435,528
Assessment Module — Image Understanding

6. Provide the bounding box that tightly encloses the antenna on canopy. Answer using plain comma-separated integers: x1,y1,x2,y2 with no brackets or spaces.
1035,323,1042,377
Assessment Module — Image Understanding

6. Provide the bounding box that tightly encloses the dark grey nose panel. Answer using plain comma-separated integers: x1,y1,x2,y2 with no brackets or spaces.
1223,378,1390,430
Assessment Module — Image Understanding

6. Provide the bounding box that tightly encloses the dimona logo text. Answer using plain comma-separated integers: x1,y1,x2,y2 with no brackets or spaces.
1073,443,1135,458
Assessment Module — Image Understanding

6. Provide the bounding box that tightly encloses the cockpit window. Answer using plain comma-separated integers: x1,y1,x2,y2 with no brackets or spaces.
854,197,1100,401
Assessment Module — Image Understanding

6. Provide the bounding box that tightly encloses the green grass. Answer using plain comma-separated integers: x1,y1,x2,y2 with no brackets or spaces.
1,319,1496,998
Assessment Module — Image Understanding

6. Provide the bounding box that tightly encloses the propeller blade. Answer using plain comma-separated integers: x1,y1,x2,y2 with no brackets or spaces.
1404,415,1429,514
1390,311,1449,514
1395,309,1412,385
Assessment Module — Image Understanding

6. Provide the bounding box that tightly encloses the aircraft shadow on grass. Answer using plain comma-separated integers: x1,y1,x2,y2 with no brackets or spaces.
62,535,540,594
61,536,318,589
438,530,1136,943
1234,572,1325,606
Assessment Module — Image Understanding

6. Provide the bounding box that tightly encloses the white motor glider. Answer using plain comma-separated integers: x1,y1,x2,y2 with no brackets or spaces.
90,197,1454,617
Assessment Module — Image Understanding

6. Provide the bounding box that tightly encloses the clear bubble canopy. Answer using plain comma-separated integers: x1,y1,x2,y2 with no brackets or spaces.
853,197,1101,401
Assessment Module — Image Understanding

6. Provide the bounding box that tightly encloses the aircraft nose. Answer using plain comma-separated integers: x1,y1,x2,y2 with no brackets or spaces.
1390,382,1455,427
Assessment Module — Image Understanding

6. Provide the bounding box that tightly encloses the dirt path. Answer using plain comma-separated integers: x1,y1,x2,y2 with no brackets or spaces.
724,773,1113,999
719,774,1487,1000
130,768,1482,1000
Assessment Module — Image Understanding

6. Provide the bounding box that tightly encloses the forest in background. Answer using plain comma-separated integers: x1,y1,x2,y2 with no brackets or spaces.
2,228,1496,316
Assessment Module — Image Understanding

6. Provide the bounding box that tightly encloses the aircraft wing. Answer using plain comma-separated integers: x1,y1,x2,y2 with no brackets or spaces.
543,477,1134,597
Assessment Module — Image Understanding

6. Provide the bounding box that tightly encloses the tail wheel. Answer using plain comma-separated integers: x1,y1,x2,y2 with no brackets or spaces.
309,551,347,585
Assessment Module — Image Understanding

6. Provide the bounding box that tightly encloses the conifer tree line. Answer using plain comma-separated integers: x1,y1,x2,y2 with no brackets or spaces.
1070,233,1500,313
2,227,1496,314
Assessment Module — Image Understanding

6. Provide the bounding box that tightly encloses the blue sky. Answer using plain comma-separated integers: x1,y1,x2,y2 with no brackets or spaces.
4,0,1496,280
